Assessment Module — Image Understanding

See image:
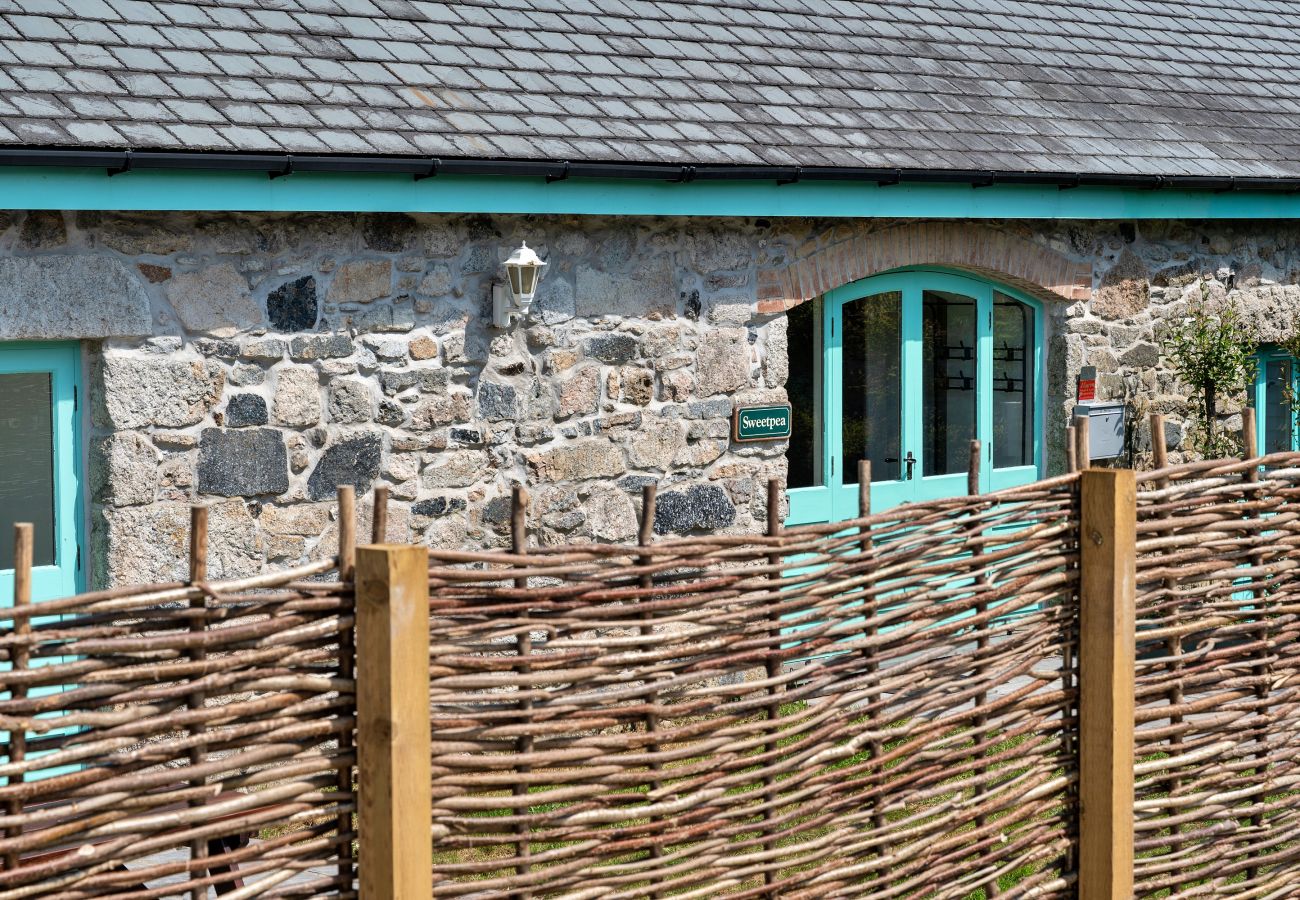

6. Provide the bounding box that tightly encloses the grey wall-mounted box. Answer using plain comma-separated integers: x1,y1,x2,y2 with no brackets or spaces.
1072,402,1127,461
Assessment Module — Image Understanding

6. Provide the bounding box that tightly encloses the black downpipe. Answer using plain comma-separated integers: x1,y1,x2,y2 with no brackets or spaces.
0,147,1295,193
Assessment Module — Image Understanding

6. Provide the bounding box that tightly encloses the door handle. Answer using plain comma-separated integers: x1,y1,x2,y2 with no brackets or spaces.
883,453,917,480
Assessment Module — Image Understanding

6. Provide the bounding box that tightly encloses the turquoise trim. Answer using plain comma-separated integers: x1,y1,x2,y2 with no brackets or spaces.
1253,347,1297,453
9,167,1300,218
0,342,83,603
786,269,1044,527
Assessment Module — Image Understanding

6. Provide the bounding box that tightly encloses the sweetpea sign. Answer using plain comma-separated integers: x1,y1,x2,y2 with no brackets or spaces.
732,403,793,442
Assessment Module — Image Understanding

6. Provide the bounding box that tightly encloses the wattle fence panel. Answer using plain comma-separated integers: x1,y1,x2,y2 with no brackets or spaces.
424,476,1083,898
1133,455,1300,898
6,455,1300,896
0,558,355,899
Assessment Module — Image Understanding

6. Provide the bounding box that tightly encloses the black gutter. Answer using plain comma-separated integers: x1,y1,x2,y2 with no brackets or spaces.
0,147,1296,193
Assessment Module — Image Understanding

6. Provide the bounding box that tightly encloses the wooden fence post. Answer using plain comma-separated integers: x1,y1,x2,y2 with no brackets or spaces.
510,484,533,899
1073,415,1091,472
355,544,432,900
5,524,32,871
187,505,210,899
1149,412,1167,472
1078,469,1136,900
762,477,783,895
371,485,389,544
637,484,663,897
336,485,357,888
858,461,885,835
1148,411,1186,884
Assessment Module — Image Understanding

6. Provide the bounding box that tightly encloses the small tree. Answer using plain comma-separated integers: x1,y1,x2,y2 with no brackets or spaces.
1162,284,1257,458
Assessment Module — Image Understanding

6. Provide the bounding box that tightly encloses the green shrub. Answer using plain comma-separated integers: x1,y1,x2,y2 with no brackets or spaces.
1161,283,1256,458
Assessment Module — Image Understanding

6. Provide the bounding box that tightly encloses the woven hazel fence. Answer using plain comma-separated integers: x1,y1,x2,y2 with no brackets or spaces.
424,464,1084,898
0,487,371,900
10,419,1300,897
1131,416,1300,897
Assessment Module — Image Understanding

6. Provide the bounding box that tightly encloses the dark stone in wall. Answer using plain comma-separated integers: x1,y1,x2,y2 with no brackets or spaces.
19,211,65,249
195,338,238,358
688,398,733,419
461,245,496,273
683,289,701,321
477,381,518,421
360,213,420,252
137,263,171,283
289,333,352,360
198,428,288,497
618,474,658,492
307,433,382,500
482,495,512,525
413,496,467,517
653,483,736,534
583,334,638,364
380,370,418,395
376,399,405,426
419,368,451,392
267,276,318,332
225,394,268,427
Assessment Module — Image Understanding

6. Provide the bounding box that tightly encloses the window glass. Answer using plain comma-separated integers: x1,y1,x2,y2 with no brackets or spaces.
0,373,55,569
842,291,902,483
1263,357,1293,454
922,290,977,476
993,293,1034,468
786,299,821,489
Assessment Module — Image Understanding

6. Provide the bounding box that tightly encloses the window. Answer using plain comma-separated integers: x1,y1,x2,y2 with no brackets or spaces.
0,343,82,602
785,271,1042,526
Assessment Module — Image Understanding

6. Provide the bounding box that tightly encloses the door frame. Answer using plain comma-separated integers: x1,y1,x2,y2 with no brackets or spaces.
1253,347,1297,454
787,268,1044,526
0,341,84,602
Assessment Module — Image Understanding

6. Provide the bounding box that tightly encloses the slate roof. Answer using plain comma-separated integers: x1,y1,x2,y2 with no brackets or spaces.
1,0,1300,178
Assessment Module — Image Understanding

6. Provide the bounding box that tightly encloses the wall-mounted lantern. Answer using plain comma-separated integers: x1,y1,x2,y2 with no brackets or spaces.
492,242,547,328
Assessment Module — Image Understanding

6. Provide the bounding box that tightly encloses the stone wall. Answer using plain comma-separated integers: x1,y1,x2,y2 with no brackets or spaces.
0,211,791,585
2,210,1297,587
1044,219,1300,469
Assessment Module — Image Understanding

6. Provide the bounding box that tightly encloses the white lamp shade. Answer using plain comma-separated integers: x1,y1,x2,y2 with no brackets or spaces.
503,241,546,305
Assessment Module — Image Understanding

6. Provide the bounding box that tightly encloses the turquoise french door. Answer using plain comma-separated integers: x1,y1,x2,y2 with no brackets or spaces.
787,270,1042,526
0,342,83,603
1254,348,1297,454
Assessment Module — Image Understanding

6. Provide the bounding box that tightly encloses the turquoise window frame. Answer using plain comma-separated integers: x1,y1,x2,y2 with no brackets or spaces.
787,268,1043,527
0,342,84,603
1253,346,1299,454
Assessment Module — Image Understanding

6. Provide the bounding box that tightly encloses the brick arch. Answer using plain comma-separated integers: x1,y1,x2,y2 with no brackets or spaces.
756,222,1093,313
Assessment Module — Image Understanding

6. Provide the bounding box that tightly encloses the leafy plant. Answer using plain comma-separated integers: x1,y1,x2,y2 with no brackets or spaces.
1161,283,1257,458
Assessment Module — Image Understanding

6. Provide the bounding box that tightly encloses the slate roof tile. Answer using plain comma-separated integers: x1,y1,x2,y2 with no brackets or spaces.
64,119,123,142
105,0,165,24
0,0,1297,178
8,64,69,91
113,119,172,144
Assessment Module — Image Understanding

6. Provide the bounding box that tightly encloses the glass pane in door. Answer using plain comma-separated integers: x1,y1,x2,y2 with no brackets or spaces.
993,293,1034,468
842,291,902,483
786,299,821,489
922,290,977,476
0,373,56,569
1263,358,1293,453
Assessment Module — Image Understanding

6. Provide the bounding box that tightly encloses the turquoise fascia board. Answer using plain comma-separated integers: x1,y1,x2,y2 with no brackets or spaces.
9,167,1300,218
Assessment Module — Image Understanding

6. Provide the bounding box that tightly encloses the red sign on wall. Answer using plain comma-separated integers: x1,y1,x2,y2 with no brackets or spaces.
1077,365,1097,402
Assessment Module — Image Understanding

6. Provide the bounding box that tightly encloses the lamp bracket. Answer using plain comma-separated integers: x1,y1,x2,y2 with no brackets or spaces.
492,283,520,328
